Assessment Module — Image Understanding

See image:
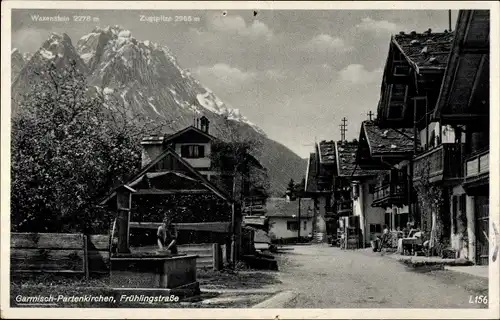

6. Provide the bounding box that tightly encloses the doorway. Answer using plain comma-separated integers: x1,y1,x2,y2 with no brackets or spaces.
475,195,489,265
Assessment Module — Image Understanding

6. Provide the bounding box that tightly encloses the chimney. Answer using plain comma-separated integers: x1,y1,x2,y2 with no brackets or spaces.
140,135,165,168
199,116,210,134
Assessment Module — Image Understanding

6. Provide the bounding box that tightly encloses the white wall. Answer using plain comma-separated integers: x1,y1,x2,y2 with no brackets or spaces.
316,196,327,240
269,217,314,240
353,180,386,244
419,121,465,150
174,142,212,168
450,185,468,259
363,182,386,244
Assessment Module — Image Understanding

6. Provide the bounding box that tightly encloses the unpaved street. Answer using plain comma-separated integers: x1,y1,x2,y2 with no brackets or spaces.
272,245,488,308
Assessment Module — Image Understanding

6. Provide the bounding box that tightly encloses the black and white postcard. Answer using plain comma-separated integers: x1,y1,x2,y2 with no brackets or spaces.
1,1,499,319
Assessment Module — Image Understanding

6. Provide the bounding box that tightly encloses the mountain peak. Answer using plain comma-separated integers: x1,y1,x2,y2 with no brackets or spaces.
13,29,304,194
92,25,127,35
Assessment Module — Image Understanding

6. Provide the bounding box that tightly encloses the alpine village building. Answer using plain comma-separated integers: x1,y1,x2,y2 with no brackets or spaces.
100,116,267,262
305,10,490,265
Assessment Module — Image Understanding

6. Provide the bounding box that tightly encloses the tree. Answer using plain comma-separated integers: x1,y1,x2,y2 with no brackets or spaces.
209,117,267,264
414,158,447,256
11,60,174,233
295,177,306,197
287,179,295,193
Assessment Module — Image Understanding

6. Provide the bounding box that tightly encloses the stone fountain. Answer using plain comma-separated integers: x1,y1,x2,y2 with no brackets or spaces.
110,186,200,297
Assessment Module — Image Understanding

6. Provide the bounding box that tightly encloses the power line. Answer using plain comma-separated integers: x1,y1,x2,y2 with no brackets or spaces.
339,117,347,142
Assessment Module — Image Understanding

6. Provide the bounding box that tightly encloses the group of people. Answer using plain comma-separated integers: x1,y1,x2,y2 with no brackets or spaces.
378,222,422,250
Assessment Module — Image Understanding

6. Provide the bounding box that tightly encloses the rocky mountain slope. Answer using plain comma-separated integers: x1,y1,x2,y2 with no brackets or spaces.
11,26,307,195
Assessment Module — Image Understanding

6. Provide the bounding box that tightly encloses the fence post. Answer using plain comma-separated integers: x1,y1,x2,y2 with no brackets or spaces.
213,243,222,271
83,234,89,280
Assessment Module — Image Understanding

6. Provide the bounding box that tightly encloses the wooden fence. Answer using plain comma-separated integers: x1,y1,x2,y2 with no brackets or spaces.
11,233,222,278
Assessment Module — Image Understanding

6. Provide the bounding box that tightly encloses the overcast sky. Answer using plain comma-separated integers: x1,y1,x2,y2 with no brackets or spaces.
12,9,457,158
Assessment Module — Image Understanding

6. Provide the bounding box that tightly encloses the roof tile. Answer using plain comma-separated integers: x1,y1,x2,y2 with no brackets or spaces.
335,140,379,177
265,198,315,218
363,121,414,155
318,140,336,164
393,31,454,69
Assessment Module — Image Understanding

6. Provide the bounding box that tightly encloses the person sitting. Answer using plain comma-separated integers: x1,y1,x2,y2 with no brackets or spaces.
380,225,390,248
157,218,178,254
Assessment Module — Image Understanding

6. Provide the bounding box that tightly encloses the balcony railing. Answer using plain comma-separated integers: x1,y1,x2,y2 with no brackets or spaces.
413,144,462,182
372,182,406,207
465,149,489,178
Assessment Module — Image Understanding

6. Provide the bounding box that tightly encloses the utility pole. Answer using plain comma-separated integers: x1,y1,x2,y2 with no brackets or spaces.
367,111,374,121
297,195,302,242
339,117,348,142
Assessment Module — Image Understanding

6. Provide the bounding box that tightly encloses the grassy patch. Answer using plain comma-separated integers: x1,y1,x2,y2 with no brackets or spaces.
10,274,220,308
197,269,281,289
10,269,280,308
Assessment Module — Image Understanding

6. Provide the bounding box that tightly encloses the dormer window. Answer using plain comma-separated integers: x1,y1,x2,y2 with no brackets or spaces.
181,145,205,158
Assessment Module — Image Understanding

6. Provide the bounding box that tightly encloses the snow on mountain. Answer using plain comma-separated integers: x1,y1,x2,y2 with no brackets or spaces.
73,26,267,134
11,48,25,81
12,26,306,195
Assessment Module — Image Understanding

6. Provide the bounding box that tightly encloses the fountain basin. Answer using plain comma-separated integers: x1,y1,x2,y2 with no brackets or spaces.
110,253,199,293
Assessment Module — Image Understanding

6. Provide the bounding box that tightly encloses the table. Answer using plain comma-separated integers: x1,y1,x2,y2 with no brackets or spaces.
397,238,422,255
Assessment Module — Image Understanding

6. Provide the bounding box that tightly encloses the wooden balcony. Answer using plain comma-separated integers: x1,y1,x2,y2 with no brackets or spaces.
336,200,353,216
371,182,407,208
317,175,332,191
464,149,489,190
413,144,462,183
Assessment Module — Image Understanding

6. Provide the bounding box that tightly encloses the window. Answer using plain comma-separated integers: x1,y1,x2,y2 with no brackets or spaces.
393,65,410,76
180,145,205,158
387,84,407,119
287,221,298,231
369,184,375,194
303,220,307,230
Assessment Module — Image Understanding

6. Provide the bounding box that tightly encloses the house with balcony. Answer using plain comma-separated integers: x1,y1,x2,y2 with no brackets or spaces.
128,116,265,261
432,10,490,265
356,121,415,232
334,140,383,247
372,27,457,249
304,140,338,242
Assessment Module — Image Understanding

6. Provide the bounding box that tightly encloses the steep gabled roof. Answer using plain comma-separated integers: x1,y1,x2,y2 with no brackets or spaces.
163,125,217,143
362,121,414,156
392,31,454,73
335,140,379,177
318,140,336,164
305,153,318,193
100,147,231,206
433,10,490,122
